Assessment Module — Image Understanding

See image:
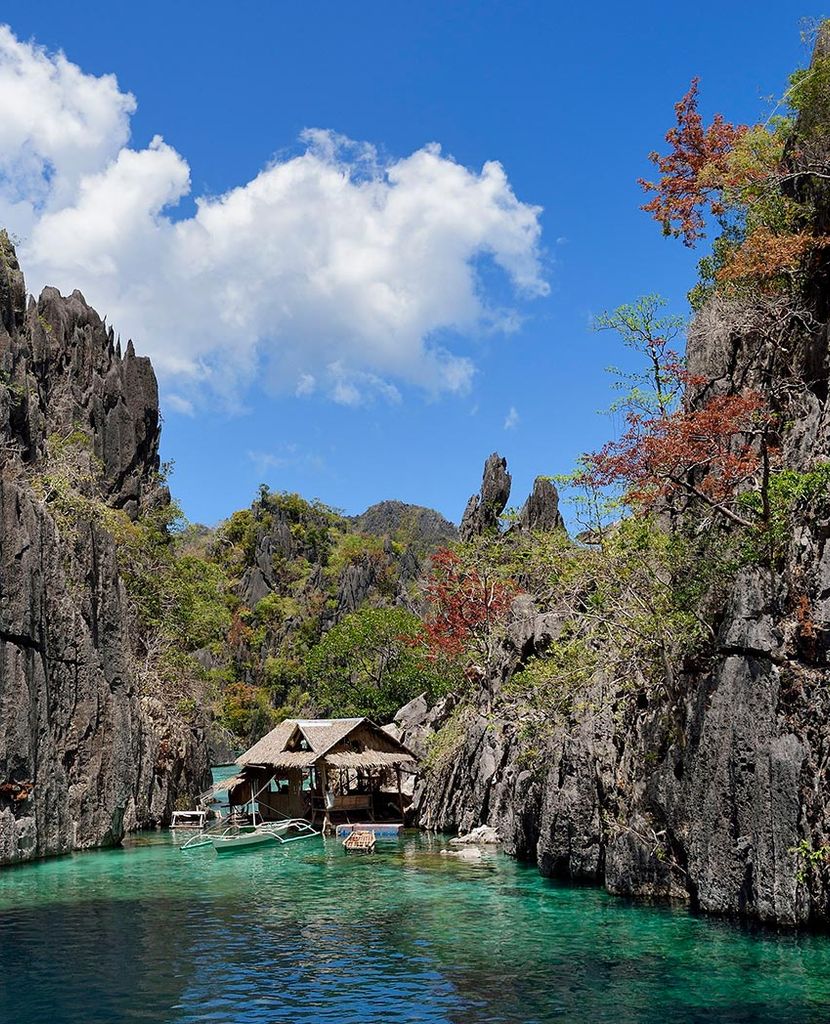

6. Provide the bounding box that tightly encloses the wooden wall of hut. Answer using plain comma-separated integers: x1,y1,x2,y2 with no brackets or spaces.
229,768,306,819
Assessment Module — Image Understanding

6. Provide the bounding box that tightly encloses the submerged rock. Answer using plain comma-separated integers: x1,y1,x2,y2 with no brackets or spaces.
450,825,501,846
442,846,484,860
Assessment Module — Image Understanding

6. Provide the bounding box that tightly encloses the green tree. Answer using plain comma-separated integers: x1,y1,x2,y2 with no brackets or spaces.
305,607,450,720
594,294,685,419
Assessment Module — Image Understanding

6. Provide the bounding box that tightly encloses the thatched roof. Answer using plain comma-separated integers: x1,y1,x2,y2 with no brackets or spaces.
237,716,417,770
200,773,243,801
325,750,416,769
237,719,297,765
211,773,243,792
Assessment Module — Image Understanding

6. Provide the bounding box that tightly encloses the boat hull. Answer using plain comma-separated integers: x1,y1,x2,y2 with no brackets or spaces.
211,831,275,853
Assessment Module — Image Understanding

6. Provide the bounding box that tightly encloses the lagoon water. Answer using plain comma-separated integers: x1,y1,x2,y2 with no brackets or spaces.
2,826,830,1024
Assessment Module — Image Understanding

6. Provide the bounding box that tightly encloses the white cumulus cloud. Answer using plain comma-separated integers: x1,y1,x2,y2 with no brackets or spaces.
0,26,548,408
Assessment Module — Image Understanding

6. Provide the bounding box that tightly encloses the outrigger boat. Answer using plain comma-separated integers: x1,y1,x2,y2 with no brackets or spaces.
181,773,320,854
209,817,319,853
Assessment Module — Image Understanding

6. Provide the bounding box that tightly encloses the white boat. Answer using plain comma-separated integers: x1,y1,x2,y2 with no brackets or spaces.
211,828,274,852
210,818,319,853
182,772,320,854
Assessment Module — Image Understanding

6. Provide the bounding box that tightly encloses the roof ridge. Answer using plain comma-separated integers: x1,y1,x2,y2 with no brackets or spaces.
310,718,367,759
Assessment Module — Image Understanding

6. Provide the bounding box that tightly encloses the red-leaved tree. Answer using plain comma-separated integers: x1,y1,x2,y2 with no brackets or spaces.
640,78,746,246
421,548,517,674
586,390,773,529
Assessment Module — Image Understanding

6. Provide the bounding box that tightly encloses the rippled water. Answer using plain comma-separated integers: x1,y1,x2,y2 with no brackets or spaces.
2,826,830,1023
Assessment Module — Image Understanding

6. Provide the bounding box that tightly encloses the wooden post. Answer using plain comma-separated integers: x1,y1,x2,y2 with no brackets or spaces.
320,760,331,835
396,765,404,822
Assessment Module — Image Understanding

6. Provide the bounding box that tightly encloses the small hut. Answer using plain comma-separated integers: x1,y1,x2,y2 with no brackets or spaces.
221,718,417,830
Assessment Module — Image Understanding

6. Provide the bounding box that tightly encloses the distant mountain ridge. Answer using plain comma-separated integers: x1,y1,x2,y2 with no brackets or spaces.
354,500,457,551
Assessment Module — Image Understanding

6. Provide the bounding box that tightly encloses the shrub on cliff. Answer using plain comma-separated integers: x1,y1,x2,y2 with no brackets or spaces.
28,435,235,693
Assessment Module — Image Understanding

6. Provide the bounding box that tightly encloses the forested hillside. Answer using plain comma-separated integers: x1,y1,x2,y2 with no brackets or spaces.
177,488,458,740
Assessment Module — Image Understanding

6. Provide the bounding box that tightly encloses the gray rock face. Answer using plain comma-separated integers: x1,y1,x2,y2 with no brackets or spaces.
206,722,239,766
235,495,453,651
355,500,457,551
405,573,823,924
0,235,161,521
459,453,512,541
405,281,830,927
336,551,387,617
0,236,210,865
519,477,565,533
239,515,295,607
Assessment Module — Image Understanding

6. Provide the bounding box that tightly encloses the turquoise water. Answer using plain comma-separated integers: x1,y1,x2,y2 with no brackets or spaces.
2,830,830,1023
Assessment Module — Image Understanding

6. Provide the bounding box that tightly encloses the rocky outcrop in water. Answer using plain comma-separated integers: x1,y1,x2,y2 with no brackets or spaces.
408,541,830,927
398,30,830,931
0,234,210,865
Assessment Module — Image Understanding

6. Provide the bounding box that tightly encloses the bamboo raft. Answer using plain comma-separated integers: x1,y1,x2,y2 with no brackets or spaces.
343,829,376,853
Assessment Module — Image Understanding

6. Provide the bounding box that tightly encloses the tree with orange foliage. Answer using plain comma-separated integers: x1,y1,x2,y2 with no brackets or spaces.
582,295,775,530
715,226,830,282
641,62,830,291
586,390,773,529
640,79,747,246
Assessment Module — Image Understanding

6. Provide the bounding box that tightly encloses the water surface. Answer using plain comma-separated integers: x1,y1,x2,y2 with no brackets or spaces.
1,826,830,1023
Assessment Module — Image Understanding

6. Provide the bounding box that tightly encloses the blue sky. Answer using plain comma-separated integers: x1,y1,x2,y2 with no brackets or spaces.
1,2,813,525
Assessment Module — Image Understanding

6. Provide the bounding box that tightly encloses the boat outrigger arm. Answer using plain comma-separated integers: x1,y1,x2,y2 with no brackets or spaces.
181,773,320,852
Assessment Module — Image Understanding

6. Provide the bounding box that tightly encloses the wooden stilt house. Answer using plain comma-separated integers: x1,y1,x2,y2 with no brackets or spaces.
220,718,417,829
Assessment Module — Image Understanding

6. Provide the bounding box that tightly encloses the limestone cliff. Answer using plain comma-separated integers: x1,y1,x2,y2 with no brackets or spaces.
402,281,830,927
0,235,210,864
392,29,830,932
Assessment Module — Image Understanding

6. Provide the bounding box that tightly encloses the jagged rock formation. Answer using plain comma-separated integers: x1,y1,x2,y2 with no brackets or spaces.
459,453,511,541
459,457,564,539
406,242,830,929
519,477,565,533
207,489,459,718
238,498,457,611
239,513,297,607
408,468,830,928
0,234,210,865
0,238,162,518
